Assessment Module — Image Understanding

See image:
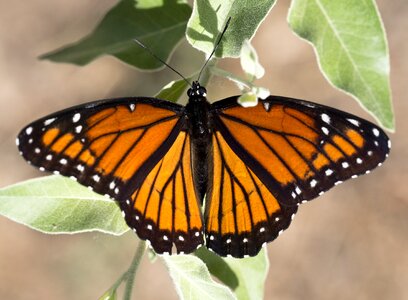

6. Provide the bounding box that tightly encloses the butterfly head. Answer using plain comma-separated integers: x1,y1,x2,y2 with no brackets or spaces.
187,81,207,99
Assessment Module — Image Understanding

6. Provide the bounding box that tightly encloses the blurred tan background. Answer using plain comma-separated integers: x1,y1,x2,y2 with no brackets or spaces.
0,1,407,299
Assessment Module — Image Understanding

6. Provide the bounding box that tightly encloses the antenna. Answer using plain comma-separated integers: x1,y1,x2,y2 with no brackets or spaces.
133,39,192,87
197,17,231,83
133,17,231,87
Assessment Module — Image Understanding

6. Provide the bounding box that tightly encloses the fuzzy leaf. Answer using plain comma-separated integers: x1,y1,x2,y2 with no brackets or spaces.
240,40,265,80
155,78,190,102
187,0,276,57
196,248,268,300
238,92,258,108
41,0,191,70
288,0,394,130
0,176,128,235
163,254,236,300
99,289,117,300
223,249,269,300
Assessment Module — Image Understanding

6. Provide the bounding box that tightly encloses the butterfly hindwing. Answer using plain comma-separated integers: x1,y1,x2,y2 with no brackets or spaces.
205,131,298,257
121,132,204,254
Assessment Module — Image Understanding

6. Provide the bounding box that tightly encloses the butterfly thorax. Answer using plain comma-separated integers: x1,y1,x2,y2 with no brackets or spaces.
186,81,212,203
186,82,211,137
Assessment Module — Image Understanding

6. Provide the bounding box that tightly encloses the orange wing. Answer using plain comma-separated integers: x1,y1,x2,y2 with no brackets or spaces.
17,98,183,200
17,97,203,254
206,95,390,257
122,132,203,254
205,131,297,258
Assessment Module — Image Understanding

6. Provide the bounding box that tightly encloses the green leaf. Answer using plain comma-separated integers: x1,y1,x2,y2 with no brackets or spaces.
163,254,237,300
288,0,394,130
251,86,270,100
195,248,239,290
147,248,158,263
0,176,129,235
224,249,269,300
238,92,258,108
99,289,117,300
196,248,269,300
41,0,192,70
187,0,276,57
155,78,190,102
240,40,265,80
237,89,270,108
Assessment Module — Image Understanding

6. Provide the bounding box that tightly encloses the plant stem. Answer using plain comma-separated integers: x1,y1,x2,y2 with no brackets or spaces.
123,240,146,300
211,66,253,89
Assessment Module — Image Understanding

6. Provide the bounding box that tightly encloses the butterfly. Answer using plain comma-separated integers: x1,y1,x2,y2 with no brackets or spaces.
16,80,390,258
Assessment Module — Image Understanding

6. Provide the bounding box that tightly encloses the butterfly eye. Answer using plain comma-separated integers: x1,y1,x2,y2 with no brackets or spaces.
198,87,207,97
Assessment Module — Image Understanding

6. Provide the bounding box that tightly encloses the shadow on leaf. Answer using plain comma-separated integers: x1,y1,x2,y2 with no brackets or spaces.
195,247,239,290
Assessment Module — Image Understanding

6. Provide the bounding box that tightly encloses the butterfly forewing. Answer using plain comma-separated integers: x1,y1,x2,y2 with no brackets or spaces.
211,95,390,206
17,98,184,200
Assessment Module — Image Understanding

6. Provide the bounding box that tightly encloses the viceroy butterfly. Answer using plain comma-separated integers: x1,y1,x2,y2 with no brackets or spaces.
16,80,390,258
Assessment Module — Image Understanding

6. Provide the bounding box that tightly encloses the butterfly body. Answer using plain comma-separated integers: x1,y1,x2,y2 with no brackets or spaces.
17,82,390,258
185,81,212,202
